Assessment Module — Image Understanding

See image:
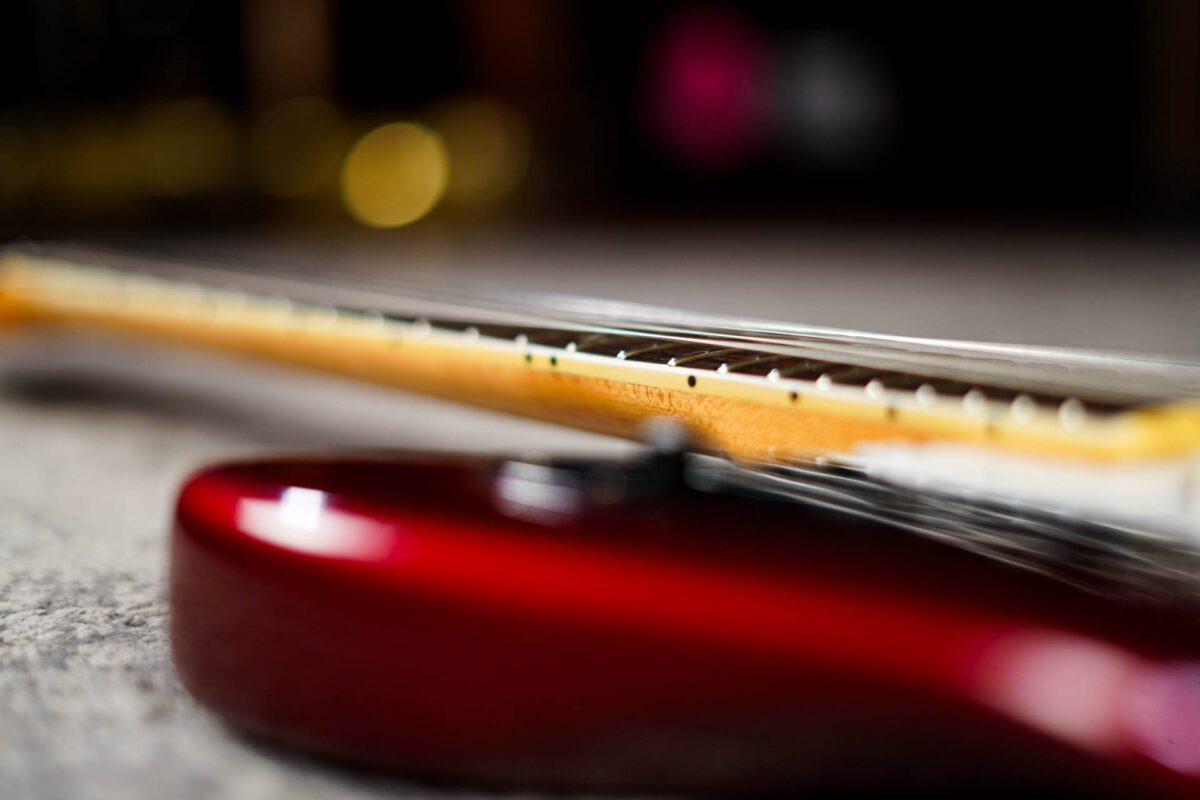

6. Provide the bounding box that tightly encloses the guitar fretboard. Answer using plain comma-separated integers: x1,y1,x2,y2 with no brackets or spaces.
418,316,1136,416
3,245,1200,466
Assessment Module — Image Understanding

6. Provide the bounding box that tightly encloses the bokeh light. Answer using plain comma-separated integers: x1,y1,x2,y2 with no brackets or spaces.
646,6,771,169
249,96,348,199
780,33,894,165
137,98,238,196
434,96,530,209
340,122,449,228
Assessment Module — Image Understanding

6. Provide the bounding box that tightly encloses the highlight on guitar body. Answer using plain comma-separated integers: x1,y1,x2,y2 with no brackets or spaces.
4,244,1200,797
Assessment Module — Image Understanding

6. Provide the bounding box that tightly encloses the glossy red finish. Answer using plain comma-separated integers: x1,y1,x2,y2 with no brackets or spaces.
170,455,1200,796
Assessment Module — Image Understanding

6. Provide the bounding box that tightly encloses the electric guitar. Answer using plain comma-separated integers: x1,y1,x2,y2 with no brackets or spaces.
4,244,1200,796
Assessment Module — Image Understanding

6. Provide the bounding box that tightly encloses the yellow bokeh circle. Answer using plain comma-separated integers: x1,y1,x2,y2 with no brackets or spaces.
340,122,448,228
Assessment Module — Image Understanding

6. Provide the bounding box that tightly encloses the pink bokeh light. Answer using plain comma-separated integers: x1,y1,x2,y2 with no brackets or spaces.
646,6,772,170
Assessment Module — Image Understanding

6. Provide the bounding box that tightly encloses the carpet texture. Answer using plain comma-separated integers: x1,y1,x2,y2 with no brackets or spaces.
0,332,631,800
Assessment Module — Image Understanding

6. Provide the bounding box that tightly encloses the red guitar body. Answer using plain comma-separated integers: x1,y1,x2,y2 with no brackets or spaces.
170,454,1200,797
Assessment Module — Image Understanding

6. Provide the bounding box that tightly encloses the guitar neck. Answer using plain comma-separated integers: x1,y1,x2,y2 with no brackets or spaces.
2,245,1199,466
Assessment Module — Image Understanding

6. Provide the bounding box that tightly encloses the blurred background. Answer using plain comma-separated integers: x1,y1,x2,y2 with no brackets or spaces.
3,0,1200,351
4,0,1200,233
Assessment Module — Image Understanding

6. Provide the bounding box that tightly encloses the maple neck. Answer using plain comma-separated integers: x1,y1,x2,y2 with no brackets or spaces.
2,245,1200,466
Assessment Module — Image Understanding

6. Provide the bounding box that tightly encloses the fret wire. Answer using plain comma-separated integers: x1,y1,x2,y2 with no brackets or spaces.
670,347,740,367
723,354,791,375
571,333,613,350
617,340,682,360
778,360,843,379
575,335,648,357
627,344,717,365
667,349,763,372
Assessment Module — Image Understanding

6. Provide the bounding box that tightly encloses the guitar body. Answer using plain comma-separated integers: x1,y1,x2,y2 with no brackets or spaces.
171,454,1200,797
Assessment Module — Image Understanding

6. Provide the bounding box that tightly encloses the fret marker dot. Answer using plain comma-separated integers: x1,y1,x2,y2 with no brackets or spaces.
524,353,532,364
789,391,798,403
550,356,558,367
963,389,989,417
1059,398,1086,430
687,375,696,388
1011,394,1038,424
